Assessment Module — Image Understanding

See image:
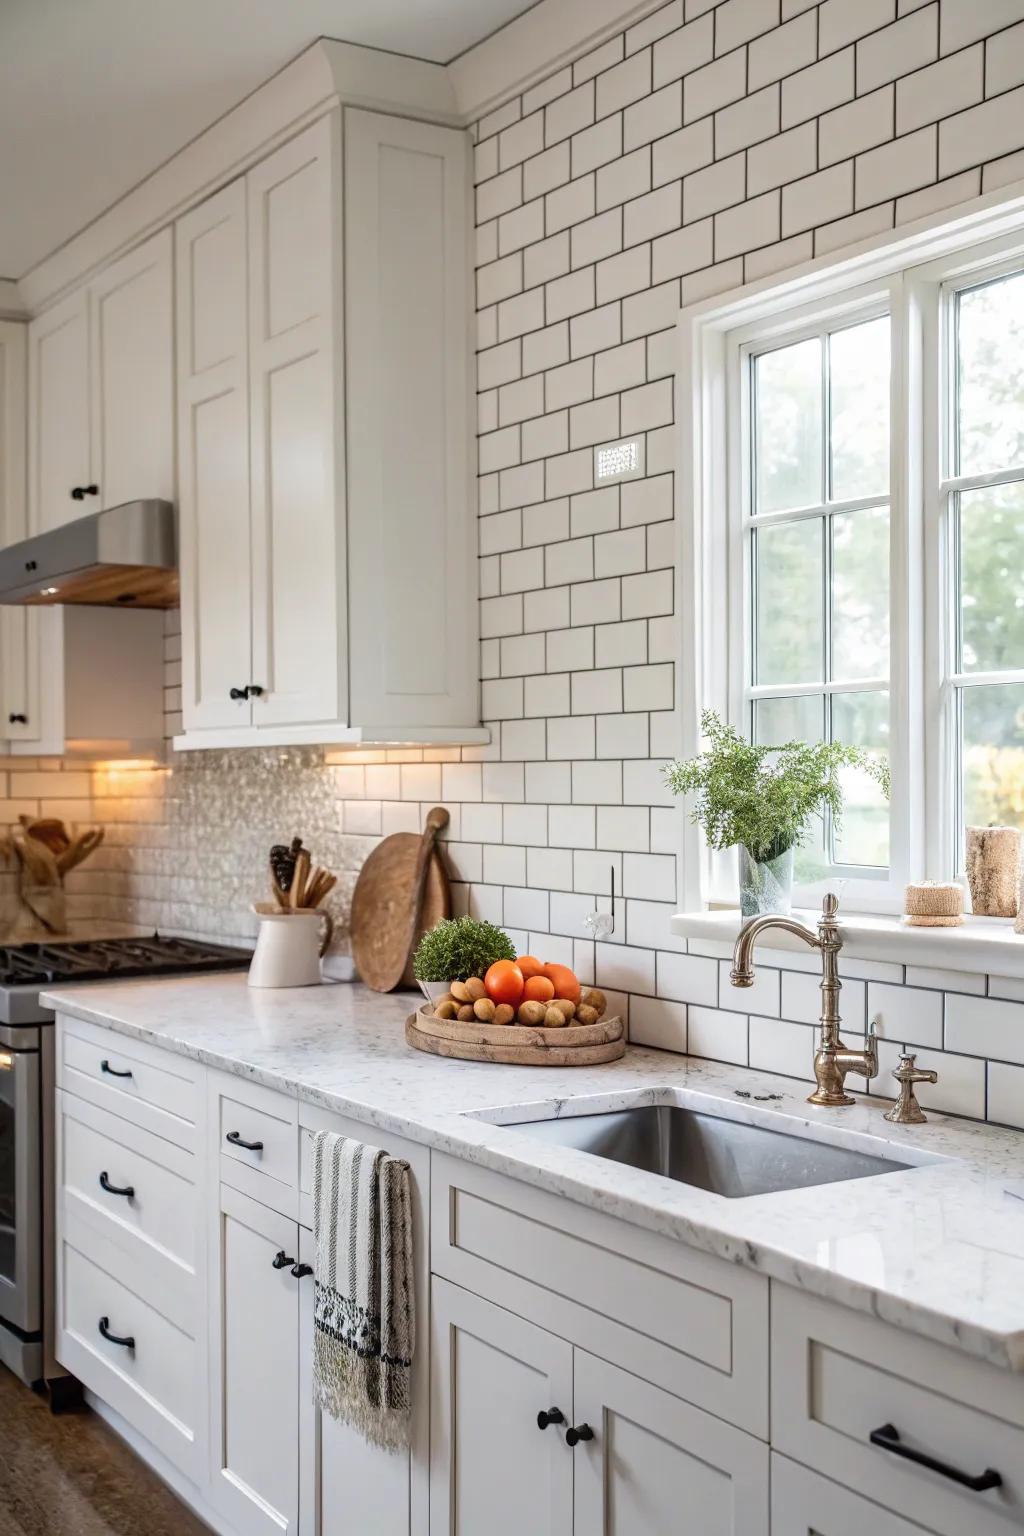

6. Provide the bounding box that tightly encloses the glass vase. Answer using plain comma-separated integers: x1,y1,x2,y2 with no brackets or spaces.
738,843,794,918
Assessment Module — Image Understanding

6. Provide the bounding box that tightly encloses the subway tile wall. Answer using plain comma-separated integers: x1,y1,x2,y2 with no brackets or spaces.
18,0,1024,1130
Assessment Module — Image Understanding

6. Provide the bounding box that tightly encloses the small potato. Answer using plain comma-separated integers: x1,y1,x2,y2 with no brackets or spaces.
473,997,496,1022
456,1004,476,1022
575,1003,599,1026
550,998,576,1022
544,1005,568,1027
437,992,456,1006
517,1000,547,1027
493,1003,515,1026
450,980,472,1003
465,976,487,1001
580,988,607,1018
434,1000,458,1019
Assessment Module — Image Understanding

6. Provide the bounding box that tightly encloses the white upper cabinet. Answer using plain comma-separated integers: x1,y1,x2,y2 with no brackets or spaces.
174,108,483,750
28,289,90,531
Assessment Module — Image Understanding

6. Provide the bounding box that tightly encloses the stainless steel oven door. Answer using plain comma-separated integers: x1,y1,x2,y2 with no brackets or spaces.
0,1044,41,1336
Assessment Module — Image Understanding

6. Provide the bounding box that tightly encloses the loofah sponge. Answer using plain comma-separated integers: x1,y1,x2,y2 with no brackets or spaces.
903,882,964,927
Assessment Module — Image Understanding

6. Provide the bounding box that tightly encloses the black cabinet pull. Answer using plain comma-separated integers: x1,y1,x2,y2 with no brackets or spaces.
565,1424,594,1447
7,713,26,725
869,1424,1002,1493
229,686,248,701
247,684,264,698
100,1059,133,1079
99,1171,134,1200
291,1263,313,1279
98,1316,135,1350
225,1130,263,1152
24,558,37,572
271,1250,295,1270
70,484,99,501
537,1407,565,1430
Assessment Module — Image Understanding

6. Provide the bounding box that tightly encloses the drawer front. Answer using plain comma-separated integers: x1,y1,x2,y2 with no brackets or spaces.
59,1091,197,1276
431,1153,768,1437
57,1223,200,1477
218,1078,297,1192
772,1454,940,1535
58,1016,199,1144
772,1284,1024,1535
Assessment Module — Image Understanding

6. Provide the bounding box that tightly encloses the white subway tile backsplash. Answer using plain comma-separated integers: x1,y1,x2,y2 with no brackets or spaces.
688,1005,748,1064
630,994,687,1050
855,126,936,207
988,1061,1024,1129
782,969,867,1027
749,1015,814,1080
683,48,747,123
781,48,856,129
946,993,1024,1064
868,981,943,1049
896,44,983,134
748,11,816,88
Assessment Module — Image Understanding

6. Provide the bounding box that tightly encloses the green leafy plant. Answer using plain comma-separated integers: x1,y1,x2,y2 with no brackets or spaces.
412,916,516,983
664,710,891,861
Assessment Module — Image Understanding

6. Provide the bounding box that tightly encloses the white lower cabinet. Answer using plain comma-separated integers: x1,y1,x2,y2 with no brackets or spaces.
430,1277,767,1536
771,1454,938,1534
209,1185,301,1536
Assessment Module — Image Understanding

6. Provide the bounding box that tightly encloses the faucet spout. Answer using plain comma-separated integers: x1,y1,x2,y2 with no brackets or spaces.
728,893,878,1108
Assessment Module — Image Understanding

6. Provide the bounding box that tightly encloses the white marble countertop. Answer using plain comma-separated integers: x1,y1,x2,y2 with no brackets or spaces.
43,973,1024,1373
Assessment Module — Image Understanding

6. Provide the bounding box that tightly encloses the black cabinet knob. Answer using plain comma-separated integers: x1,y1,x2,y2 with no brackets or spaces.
537,1407,565,1430
229,686,248,701
98,1317,135,1350
99,1171,135,1200
247,684,264,698
271,1250,295,1270
70,484,98,500
225,1130,263,1152
291,1263,313,1279
8,713,26,725
565,1424,594,1447
24,559,37,572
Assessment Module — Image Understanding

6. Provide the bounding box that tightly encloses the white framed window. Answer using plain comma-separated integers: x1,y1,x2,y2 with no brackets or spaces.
678,188,1024,915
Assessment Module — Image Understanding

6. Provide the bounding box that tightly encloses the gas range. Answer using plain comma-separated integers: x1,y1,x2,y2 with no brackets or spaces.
0,934,252,1026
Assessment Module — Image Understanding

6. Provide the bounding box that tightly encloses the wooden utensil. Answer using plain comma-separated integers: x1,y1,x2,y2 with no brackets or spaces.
350,807,451,992
56,827,104,876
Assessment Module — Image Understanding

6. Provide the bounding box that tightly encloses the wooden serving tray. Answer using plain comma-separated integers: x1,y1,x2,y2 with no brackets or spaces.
405,1005,625,1066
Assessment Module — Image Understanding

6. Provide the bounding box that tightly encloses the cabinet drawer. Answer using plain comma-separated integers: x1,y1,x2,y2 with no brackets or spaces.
772,1284,1024,1534
58,1016,199,1146
217,1076,297,1195
772,1454,940,1535
58,1091,197,1278
431,1153,768,1437
57,1223,200,1478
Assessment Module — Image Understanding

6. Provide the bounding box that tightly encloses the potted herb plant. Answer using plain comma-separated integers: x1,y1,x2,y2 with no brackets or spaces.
412,915,517,1003
665,710,891,916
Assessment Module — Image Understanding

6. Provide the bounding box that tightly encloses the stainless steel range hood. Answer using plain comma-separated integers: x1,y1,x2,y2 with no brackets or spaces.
0,499,178,608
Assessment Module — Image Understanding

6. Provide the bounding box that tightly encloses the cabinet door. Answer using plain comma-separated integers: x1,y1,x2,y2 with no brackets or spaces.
430,1277,572,1536
0,320,37,745
298,1226,410,1536
247,115,343,729
176,180,255,731
345,109,477,734
771,1453,938,1535
28,287,90,532
210,1185,300,1536
573,1350,769,1536
90,227,174,508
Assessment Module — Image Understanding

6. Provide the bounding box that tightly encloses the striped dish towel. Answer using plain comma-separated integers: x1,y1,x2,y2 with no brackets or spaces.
311,1130,415,1452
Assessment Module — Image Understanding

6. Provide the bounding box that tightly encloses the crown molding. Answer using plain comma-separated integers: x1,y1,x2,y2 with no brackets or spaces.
19,39,458,316
448,0,663,124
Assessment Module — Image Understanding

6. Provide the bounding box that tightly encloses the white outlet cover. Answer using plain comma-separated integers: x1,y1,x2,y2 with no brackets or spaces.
594,435,645,484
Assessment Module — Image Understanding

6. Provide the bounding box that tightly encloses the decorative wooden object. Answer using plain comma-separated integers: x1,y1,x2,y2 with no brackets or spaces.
965,826,1020,917
405,1005,625,1066
268,836,337,912
350,808,451,993
902,882,964,927
2,817,105,934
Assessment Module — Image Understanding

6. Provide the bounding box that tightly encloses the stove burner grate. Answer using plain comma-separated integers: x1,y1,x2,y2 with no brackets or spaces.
0,935,251,987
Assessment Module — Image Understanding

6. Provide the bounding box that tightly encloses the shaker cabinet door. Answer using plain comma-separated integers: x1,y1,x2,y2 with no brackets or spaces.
209,1185,300,1536
28,287,90,532
572,1350,769,1536
247,115,343,731
430,1278,573,1536
771,1454,940,1535
176,179,255,731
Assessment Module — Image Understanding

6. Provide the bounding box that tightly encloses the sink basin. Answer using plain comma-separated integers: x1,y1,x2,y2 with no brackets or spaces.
510,1103,914,1198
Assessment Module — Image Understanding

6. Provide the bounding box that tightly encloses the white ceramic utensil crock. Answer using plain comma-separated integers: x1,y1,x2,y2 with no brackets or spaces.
248,904,333,988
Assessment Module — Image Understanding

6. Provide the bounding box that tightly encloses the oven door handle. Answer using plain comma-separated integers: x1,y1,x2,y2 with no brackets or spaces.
99,1170,134,1200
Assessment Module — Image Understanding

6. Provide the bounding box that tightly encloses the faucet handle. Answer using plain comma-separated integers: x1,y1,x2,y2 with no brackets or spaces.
883,1051,937,1125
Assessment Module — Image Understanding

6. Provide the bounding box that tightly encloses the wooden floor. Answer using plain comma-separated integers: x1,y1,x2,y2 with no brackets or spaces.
0,1366,210,1535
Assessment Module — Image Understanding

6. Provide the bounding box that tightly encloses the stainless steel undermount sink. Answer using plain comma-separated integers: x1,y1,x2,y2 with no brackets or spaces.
510,1103,916,1199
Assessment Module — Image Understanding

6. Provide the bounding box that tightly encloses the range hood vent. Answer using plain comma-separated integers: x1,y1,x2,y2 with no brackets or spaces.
0,499,177,608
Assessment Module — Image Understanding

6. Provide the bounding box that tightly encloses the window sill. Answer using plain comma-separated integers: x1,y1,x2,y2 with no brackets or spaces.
669,908,1024,980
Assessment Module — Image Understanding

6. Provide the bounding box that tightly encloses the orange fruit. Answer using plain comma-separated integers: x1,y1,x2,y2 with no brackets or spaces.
541,962,581,1004
523,974,555,1003
484,959,525,1007
517,954,544,979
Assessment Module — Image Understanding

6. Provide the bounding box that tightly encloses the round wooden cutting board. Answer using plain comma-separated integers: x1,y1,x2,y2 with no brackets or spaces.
406,1005,625,1066
350,807,450,991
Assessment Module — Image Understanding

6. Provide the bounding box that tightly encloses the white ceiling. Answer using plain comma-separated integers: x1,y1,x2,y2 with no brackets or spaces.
0,0,533,279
